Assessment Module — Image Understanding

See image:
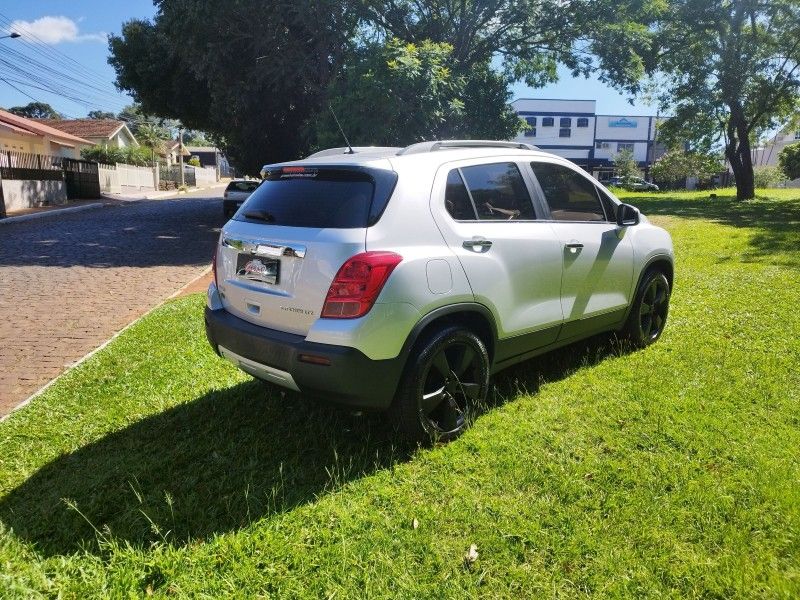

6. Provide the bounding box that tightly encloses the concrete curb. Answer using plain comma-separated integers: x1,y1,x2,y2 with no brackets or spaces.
0,265,213,424
101,182,226,202
0,202,105,225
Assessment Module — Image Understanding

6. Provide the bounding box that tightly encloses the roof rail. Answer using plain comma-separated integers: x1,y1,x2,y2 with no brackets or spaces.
305,146,401,159
396,140,538,156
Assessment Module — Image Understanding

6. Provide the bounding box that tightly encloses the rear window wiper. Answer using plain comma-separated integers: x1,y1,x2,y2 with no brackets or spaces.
242,209,275,222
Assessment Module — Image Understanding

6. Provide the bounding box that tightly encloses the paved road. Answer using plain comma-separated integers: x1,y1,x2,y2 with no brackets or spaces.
0,193,226,416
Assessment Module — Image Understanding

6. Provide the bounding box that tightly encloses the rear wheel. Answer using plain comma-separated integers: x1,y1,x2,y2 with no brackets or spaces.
391,326,490,444
622,270,670,347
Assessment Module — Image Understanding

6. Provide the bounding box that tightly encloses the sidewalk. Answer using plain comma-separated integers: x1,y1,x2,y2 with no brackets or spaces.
101,181,227,202
1,181,227,224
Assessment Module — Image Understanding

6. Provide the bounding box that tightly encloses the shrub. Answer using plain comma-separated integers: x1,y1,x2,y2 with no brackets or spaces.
187,156,201,167
81,144,152,166
778,142,800,180
650,149,723,189
753,165,786,188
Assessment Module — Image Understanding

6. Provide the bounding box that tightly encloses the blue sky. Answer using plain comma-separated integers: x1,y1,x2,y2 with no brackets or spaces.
0,2,658,118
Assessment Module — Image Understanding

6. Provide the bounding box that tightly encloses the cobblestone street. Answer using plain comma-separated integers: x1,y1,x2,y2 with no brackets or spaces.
0,196,225,416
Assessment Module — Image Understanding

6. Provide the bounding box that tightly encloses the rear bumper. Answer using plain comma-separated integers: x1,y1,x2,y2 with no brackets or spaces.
204,306,405,409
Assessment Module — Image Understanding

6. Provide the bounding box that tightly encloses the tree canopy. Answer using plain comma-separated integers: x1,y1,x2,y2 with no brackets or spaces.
87,110,116,120
650,0,800,199
7,102,61,119
650,149,723,189
108,0,653,174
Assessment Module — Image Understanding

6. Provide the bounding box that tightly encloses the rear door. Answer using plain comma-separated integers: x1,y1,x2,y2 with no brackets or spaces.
430,159,564,348
528,160,634,337
216,165,396,336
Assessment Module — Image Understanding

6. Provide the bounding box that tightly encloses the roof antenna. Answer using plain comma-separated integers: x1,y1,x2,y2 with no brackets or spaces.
328,105,354,154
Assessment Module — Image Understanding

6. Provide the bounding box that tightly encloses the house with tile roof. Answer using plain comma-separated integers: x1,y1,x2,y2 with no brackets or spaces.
0,109,92,158
34,118,138,149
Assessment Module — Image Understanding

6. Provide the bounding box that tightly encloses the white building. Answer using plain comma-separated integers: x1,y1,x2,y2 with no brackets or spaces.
751,127,800,167
510,98,664,181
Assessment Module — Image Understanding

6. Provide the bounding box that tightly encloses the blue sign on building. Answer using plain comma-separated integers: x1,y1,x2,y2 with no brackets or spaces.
608,117,638,128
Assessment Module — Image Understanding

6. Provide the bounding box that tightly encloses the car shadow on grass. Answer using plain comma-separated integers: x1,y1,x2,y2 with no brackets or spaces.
0,334,627,558
628,192,800,267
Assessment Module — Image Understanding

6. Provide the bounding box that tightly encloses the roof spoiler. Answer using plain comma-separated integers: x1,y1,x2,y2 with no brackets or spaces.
396,140,538,156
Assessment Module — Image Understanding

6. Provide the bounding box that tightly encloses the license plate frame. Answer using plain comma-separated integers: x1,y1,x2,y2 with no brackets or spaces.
236,253,280,284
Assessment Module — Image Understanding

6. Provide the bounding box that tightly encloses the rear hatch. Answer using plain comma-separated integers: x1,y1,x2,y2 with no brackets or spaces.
216,164,397,335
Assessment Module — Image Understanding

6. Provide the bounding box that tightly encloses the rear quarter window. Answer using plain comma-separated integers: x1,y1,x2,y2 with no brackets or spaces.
226,181,260,193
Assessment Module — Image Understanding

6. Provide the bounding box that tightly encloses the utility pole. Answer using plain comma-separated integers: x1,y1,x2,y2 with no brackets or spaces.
178,127,185,188
0,32,21,217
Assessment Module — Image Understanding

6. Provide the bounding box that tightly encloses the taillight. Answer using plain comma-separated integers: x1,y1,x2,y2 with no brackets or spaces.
321,251,402,318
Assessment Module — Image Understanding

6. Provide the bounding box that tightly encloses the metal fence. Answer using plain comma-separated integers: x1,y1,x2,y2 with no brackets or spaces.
0,150,63,181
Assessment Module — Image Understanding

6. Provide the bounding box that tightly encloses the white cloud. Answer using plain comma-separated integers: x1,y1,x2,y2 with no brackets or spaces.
8,16,107,44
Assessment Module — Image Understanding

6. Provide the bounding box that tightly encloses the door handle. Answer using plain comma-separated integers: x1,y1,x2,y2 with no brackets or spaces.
565,241,584,252
463,237,493,252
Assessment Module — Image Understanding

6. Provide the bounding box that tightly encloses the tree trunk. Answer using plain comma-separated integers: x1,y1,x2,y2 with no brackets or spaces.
725,106,755,200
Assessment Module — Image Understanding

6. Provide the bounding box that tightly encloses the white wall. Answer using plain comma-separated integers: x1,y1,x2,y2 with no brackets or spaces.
2,179,67,212
192,165,218,186
98,163,156,193
594,115,657,164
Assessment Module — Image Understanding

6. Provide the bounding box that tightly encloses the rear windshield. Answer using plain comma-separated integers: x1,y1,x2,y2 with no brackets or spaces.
235,167,396,228
226,180,260,192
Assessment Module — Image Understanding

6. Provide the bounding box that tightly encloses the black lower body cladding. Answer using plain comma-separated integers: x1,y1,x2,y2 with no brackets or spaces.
204,307,405,409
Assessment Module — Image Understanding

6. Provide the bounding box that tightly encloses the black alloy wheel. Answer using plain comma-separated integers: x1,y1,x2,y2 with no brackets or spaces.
623,270,671,347
392,326,490,444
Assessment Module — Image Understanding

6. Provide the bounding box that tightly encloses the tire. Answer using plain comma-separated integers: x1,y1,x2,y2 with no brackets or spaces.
622,269,670,348
390,325,490,444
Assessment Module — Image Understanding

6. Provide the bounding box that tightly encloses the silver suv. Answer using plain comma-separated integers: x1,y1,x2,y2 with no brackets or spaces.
205,141,673,442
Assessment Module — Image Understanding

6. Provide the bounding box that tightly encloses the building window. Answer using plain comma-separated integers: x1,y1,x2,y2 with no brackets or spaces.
794,131,800,140
560,117,571,127
559,128,571,138
617,142,635,152
542,117,554,127
595,141,609,149
524,117,537,137
577,117,589,128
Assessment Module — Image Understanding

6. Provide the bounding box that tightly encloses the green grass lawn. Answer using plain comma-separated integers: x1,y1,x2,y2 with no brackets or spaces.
1,188,799,598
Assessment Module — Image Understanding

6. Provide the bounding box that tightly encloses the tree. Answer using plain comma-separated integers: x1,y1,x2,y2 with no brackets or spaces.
315,39,522,148
108,0,358,174
779,142,800,180
650,0,800,200
7,102,61,119
87,110,116,120
116,103,174,139
612,148,639,179
135,123,166,165
108,0,651,173
650,149,723,189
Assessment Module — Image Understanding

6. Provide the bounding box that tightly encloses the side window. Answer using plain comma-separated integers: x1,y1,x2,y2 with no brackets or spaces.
595,186,618,221
460,163,536,221
444,169,477,220
542,117,554,127
531,162,608,222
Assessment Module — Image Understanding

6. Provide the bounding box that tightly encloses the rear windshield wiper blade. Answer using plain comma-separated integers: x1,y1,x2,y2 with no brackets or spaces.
242,209,275,222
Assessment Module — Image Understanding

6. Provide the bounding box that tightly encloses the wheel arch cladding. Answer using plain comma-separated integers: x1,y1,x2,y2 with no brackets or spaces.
403,305,497,364
645,257,674,290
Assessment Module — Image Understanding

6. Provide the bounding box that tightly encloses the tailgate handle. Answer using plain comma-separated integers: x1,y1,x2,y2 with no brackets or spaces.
222,237,306,259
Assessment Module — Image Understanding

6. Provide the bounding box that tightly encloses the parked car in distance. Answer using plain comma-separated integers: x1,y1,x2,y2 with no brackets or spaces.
609,176,659,191
205,140,674,443
223,179,261,218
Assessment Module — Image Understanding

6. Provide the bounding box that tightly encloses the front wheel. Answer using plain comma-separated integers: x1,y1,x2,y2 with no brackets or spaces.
622,270,670,347
390,326,490,444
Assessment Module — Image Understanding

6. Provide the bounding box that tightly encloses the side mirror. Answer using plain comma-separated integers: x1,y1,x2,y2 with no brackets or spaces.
616,203,640,226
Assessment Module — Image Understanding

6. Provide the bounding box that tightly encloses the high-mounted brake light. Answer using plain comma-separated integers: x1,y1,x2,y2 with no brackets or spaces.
321,251,403,319
282,166,306,173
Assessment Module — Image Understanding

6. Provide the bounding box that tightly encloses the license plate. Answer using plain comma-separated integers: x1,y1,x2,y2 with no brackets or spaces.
236,253,279,284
